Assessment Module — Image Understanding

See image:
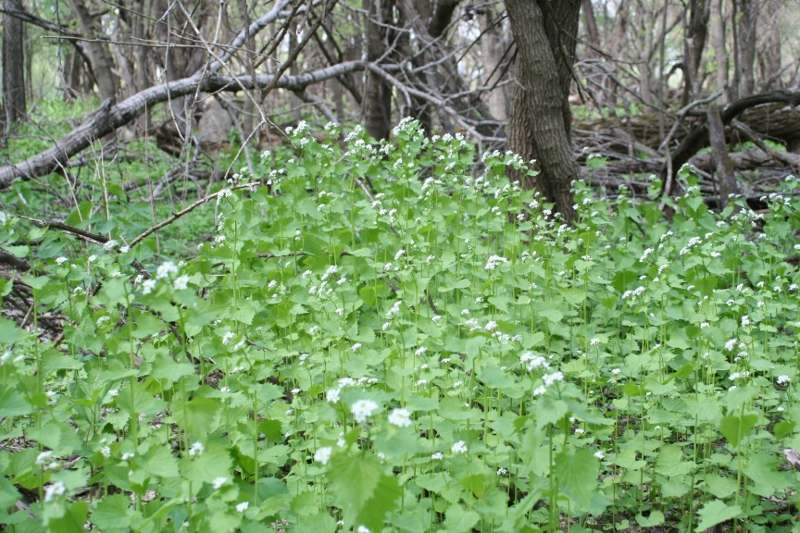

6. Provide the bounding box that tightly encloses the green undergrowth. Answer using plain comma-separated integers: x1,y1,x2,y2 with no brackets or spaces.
3,119,800,532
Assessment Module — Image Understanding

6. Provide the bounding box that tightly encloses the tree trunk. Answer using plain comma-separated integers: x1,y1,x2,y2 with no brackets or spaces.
66,0,119,103
711,0,729,104
706,104,738,205
3,0,26,125
735,0,759,98
682,0,710,107
506,0,580,222
362,0,393,140
479,5,508,122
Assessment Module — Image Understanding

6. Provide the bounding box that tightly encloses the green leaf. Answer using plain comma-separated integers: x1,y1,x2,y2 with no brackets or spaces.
46,501,89,533
635,510,665,527
554,448,599,510
695,500,741,532
142,443,180,479
719,414,758,449
743,453,791,494
327,452,398,531
179,442,232,484
171,396,220,440
0,317,28,343
151,352,195,386
443,504,480,533
0,386,32,417
91,494,133,530
655,445,695,477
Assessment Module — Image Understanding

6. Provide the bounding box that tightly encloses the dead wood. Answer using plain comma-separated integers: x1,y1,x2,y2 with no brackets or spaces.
0,62,364,189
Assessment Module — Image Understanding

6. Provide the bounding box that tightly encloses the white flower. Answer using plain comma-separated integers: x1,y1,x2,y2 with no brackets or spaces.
107,389,119,397
88,255,97,263
156,261,178,280
485,255,508,271
101,446,111,458
543,371,564,387
212,477,228,489
141,279,157,295
121,453,134,460
314,446,332,465
55,256,68,265
222,332,235,345
352,343,362,352
431,452,443,460
611,368,621,376
777,375,791,385
236,501,249,513
451,441,468,454
532,385,547,396
574,428,585,434
103,240,118,251
388,408,412,427
36,451,53,465
119,245,130,253
174,275,189,290
741,315,750,327
414,347,427,356
188,441,204,456
594,451,605,459
357,526,370,533
497,467,508,476
485,321,498,331
351,399,379,423
44,481,65,502
520,352,549,371
326,388,341,403
700,322,710,329
590,338,600,346
725,338,737,351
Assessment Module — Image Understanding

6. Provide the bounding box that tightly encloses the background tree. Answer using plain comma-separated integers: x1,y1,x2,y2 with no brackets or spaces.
2,0,26,126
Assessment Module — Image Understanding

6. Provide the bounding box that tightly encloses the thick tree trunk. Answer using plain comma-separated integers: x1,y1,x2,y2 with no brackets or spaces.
506,0,580,222
3,0,26,125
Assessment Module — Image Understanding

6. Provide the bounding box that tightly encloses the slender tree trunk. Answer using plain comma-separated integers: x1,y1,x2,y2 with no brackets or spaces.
682,0,710,106
3,0,27,125
362,0,393,140
712,0,730,103
506,0,580,222
581,0,600,56
736,0,759,98
66,0,119,103
479,5,508,123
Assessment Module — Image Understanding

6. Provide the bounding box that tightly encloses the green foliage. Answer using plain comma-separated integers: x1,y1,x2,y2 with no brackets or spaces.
2,120,800,531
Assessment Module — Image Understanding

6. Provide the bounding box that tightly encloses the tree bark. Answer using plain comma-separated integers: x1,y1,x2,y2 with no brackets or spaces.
706,104,738,205
735,0,759,98
661,89,800,195
711,0,729,104
0,62,366,188
65,0,119,103
506,0,580,222
2,0,26,125
681,0,710,107
362,0,393,140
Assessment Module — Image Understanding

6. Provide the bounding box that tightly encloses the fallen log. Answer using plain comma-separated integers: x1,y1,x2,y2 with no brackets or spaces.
0,62,365,189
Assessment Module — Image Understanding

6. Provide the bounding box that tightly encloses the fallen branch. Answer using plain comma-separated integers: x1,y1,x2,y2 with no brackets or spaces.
662,89,800,195
0,62,365,189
